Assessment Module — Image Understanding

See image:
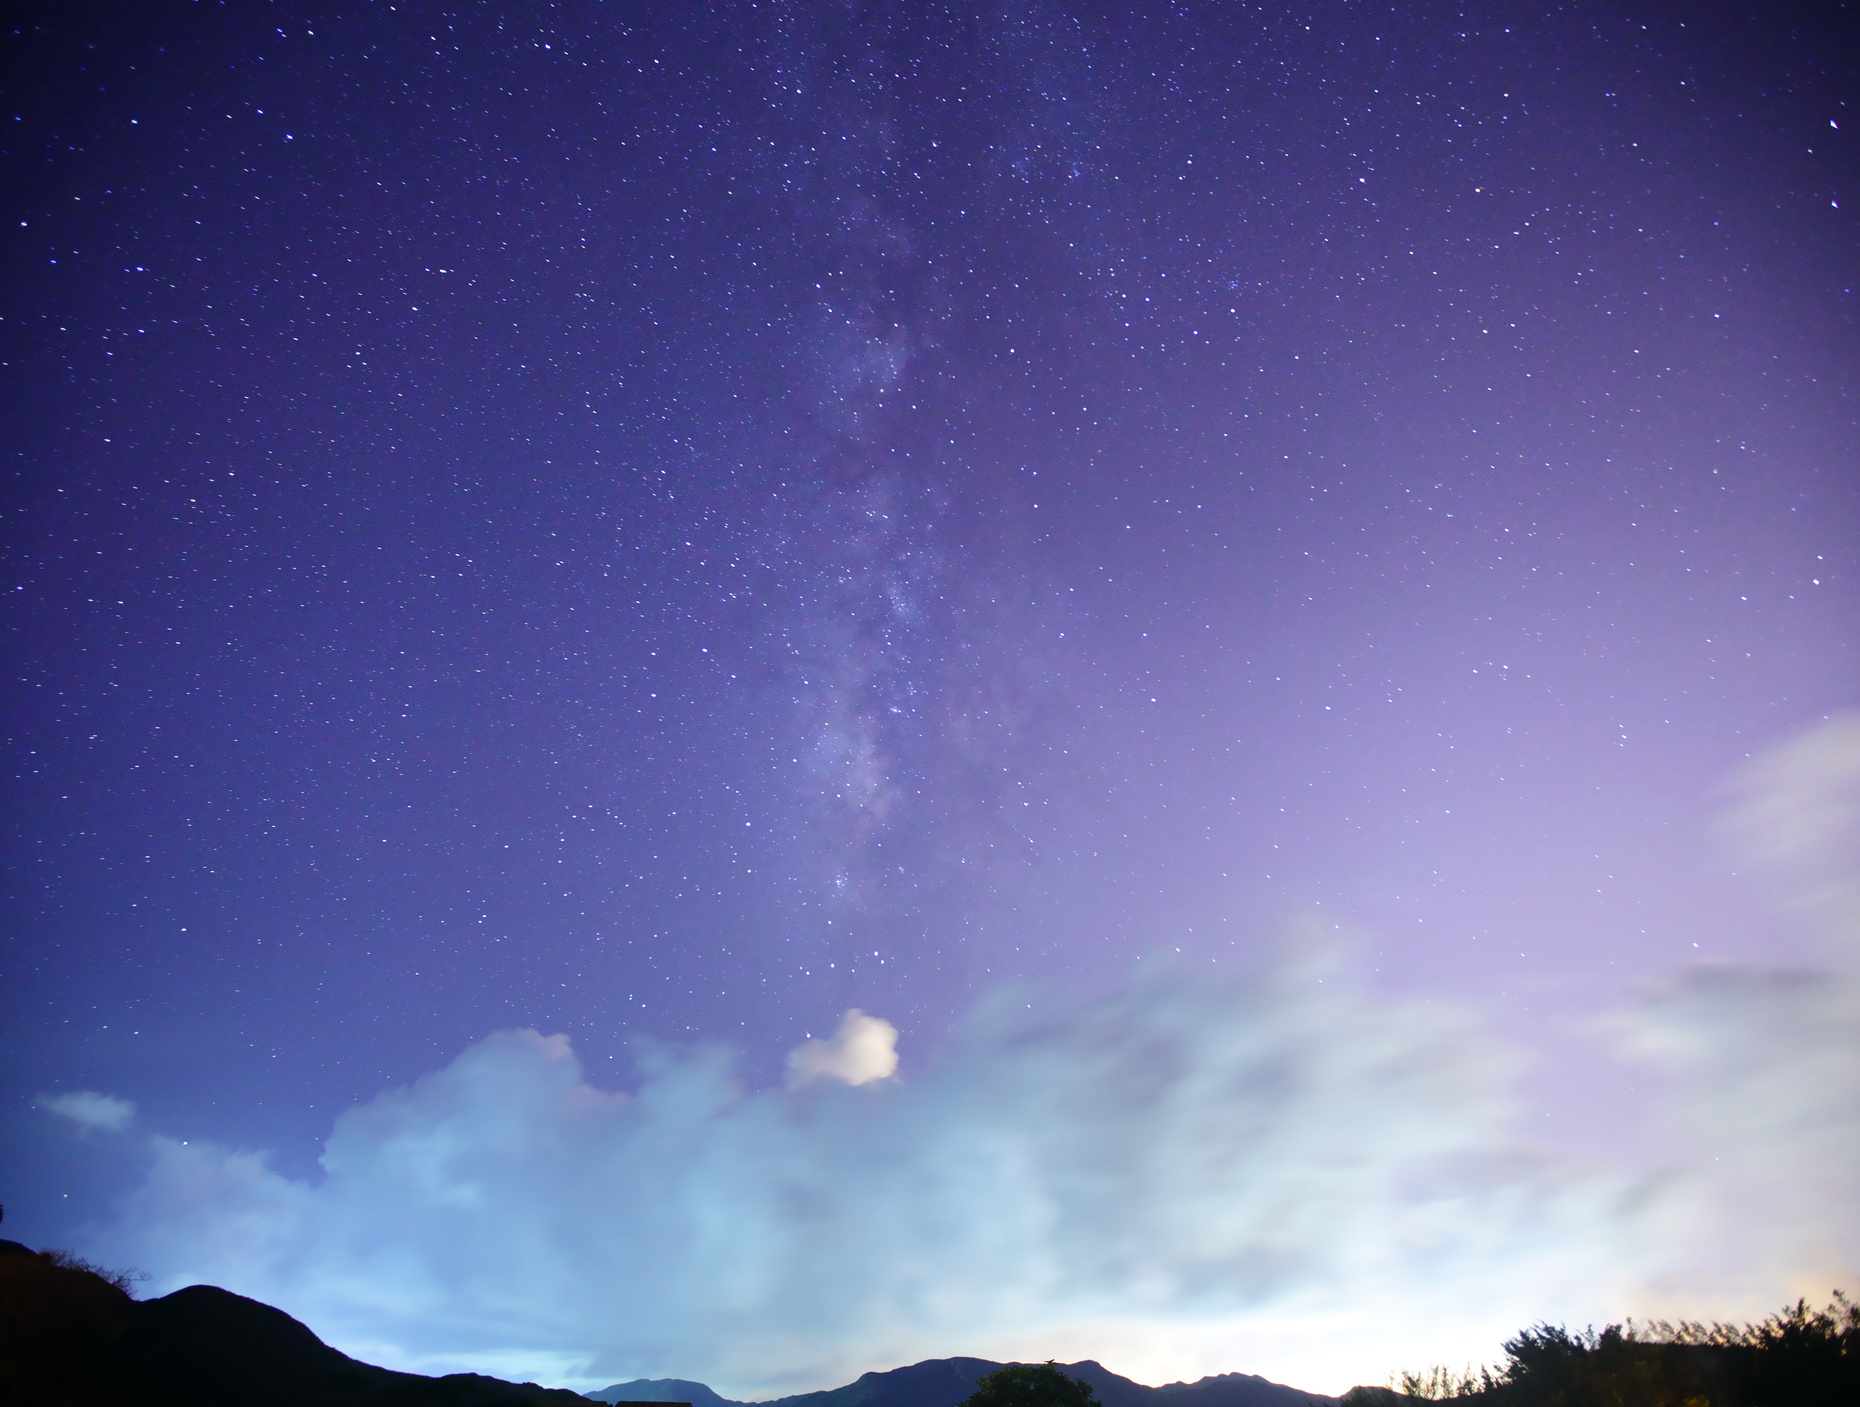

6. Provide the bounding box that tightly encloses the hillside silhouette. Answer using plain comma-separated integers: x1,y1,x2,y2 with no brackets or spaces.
10,1232,1848,1407
0,1238,591,1406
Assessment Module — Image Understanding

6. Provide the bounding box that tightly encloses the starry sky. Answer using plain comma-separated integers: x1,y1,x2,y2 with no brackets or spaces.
4,1,1858,1397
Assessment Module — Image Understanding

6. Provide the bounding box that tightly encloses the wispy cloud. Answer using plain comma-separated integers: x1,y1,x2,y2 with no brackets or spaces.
37,1090,137,1133
1716,712,1860,943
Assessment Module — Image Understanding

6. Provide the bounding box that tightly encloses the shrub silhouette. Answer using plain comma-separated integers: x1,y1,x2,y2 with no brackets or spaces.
0,1239,139,1404
1340,1292,1859,1406
42,1245,149,1296
958,1362,1102,1407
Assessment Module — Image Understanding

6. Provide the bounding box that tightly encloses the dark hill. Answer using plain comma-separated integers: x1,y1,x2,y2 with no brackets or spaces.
0,1238,1337,1407
0,1239,590,1406
592,1356,1335,1407
599,1381,738,1407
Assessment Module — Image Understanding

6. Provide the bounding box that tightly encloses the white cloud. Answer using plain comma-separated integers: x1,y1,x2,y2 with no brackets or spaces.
38,1090,137,1132
79,939,1857,1399
785,1009,900,1088
71,719,1860,1398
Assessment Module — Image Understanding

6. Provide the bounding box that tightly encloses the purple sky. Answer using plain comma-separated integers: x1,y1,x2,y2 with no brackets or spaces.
4,2,1856,1396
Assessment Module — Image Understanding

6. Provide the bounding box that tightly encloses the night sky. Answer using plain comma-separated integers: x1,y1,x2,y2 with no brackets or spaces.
4,1,1857,1397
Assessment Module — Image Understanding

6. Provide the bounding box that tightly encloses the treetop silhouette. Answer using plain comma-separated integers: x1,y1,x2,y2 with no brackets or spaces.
958,1362,1103,1407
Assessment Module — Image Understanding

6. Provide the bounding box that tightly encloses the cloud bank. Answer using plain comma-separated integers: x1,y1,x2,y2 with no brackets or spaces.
81,948,1856,1396
76,717,1860,1396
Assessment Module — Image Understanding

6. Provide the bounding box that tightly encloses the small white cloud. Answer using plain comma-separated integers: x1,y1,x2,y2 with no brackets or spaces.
38,1090,136,1132
786,1009,900,1088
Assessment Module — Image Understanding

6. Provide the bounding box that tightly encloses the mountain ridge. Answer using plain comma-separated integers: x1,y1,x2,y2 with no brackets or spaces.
0,1238,591,1405
590,1356,1336,1407
0,1238,1336,1405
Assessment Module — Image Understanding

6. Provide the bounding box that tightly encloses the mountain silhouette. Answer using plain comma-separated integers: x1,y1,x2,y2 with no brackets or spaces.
0,1238,591,1406
1,1238,1335,1405
590,1356,1335,1407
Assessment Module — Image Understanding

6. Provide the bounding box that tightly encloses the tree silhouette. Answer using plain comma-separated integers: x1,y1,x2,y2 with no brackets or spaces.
959,1362,1101,1407
1340,1292,1859,1405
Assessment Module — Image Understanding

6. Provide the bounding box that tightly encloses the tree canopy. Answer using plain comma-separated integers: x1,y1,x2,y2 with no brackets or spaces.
1341,1292,1859,1406
958,1362,1101,1407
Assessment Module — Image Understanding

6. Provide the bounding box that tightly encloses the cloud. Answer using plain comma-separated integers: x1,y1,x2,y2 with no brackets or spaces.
1608,961,1860,1298
82,938,1855,1398
72,720,1860,1397
786,1009,900,1088
1716,711,1860,944
38,1090,137,1132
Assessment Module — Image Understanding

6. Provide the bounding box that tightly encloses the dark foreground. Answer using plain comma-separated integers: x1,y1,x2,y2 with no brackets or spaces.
14,1233,1846,1407
0,1239,590,1406
1339,1298,1860,1407
0,1235,1338,1407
